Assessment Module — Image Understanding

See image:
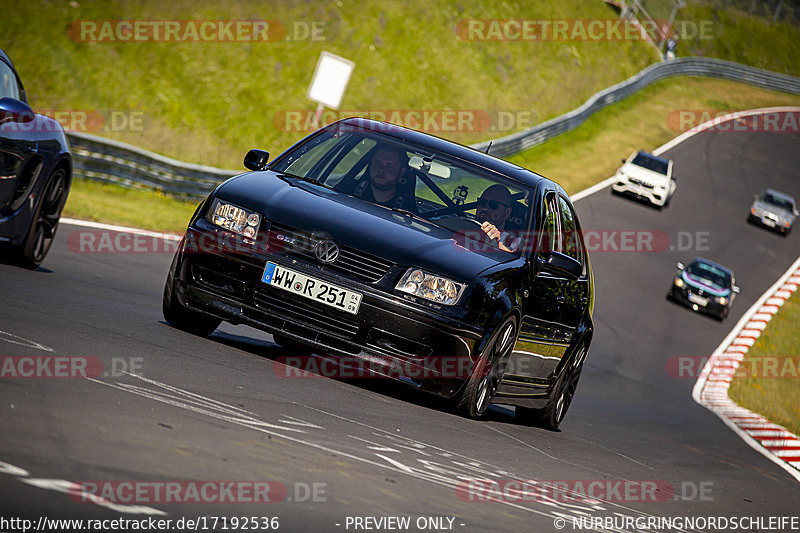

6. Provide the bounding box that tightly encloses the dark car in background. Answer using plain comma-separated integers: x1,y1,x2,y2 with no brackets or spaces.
668,258,739,320
748,189,797,235
163,118,594,429
0,48,71,268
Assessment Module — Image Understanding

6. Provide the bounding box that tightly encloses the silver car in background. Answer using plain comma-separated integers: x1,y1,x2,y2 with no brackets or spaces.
748,189,798,236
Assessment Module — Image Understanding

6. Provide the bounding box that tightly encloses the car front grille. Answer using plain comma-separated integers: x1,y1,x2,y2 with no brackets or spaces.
629,178,654,190
267,223,395,283
253,285,361,340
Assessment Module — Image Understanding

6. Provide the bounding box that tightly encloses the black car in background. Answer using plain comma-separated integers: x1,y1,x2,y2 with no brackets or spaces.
0,48,71,268
668,258,739,320
163,118,594,429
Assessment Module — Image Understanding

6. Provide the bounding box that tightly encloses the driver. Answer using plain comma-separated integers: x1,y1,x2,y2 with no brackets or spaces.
476,184,520,253
338,145,417,212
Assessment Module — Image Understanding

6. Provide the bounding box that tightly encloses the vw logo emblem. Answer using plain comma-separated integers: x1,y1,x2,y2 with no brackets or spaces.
314,240,340,264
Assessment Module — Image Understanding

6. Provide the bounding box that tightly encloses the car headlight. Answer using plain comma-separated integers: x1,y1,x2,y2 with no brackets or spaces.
674,277,684,288
208,199,261,239
717,296,728,305
396,268,465,305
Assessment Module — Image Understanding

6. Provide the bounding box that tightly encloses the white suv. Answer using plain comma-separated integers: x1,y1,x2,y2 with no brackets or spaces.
611,150,676,208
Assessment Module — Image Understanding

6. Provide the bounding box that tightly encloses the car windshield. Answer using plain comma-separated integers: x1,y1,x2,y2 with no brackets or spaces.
761,193,794,212
631,152,668,175
685,261,730,290
270,125,533,255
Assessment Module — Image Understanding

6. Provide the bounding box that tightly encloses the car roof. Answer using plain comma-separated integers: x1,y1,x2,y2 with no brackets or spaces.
336,117,551,192
764,189,795,203
0,48,12,66
690,257,733,276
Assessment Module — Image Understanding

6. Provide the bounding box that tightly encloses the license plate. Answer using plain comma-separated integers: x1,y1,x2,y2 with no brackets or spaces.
688,293,708,306
762,217,776,228
261,263,362,315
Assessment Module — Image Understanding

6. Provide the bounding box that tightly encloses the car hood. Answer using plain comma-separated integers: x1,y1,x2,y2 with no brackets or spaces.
681,271,730,298
213,171,511,282
619,163,670,186
752,200,794,221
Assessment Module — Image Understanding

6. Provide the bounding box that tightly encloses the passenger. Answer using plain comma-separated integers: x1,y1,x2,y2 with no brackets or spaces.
476,184,520,253
338,145,417,212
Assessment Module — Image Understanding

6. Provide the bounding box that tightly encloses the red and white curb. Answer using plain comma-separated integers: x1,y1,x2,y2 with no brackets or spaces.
693,255,800,482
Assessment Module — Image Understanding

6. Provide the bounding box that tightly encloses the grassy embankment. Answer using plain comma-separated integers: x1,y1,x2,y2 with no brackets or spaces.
729,290,800,436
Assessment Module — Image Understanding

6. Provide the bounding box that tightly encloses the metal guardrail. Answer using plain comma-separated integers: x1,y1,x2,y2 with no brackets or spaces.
66,131,240,200
473,57,800,157
68,57,800,199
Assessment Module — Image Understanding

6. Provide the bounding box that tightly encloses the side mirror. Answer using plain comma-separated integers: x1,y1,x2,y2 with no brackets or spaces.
794,209,799,217
0,97,35,124
244,149,270,171
754,194,759,202
676,261,685,270
733,286,740,294
621,158,626,164
537,251,582,280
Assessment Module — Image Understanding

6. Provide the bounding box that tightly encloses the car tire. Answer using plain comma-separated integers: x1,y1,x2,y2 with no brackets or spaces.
13,167,68,269
517,344,586,430
456,316,517,419
162,252,221,337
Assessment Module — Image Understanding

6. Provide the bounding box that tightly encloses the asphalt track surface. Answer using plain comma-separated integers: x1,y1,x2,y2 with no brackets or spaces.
1,119,799,532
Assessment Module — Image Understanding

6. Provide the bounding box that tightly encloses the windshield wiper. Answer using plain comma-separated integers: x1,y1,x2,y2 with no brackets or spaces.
389,206,428,223
277,171,321,185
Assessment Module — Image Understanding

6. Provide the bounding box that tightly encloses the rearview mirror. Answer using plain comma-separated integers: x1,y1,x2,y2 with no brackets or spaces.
733,286,740,294
676,261,685,270
244,149,270,171
537,251,582,280
408,155,451,179
0,97,35,124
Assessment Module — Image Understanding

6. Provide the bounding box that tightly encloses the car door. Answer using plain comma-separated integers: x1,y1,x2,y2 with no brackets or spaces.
555,194,591,360
498,188,566,397
0,57,36,209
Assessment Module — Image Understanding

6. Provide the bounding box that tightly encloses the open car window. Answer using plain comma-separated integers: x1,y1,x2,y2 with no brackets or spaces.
271,126,534,256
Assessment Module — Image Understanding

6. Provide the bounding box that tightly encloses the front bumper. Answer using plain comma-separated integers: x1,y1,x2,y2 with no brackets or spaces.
174,225,485,398
612,180,667,206
668,285,728,318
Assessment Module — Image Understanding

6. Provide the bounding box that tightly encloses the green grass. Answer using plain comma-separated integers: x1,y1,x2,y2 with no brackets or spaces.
675,1,800,76
729,289,800,436
508,76,800,194
61,77,800,233
63,178,198,233
3,0,657,168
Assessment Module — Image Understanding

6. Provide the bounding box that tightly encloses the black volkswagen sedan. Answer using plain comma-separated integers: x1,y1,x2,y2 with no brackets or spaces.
164,118,594,429
0,48,71,268
667,258,739,320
